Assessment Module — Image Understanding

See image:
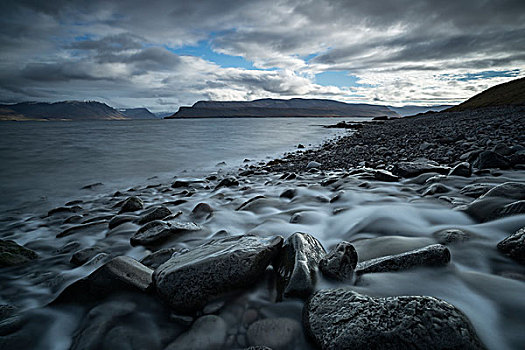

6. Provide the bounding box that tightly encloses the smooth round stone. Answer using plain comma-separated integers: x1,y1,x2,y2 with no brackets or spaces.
247,318,301,350
165,315,227,350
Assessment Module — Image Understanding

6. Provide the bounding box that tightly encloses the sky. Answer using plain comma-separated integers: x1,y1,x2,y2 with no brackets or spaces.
0,0,524,112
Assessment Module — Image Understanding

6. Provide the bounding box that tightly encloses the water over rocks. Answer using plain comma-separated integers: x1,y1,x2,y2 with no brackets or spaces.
1,106,524,349
0,239,38,267
304,289,485,349
117,196,144,214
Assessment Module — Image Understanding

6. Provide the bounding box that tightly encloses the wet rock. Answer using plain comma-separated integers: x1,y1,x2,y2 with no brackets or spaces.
70,300,162,350
191,203,214,220
130,220,201,246
56,221,107,238
392,160,449,178
166,315,227,350
140,247,188,269
0,305,16,321
55,256,153,303
48,206,82,217
279,189,296,199
246,318,301,350
55,241,81,254
355,244,450,274
319,241,358,281
153,235,282,314
306,161,321,169
459,183,494,198
433,229,471,245
0,239,38,267
497,227,525,264
171,180,190,188
496,200,525,218
118,196,144,214
421,183,450,196
480,182,525,200
215,177,239,189
510,150,525,166
472,150,511,169
71,247,102,266
108,214,136,229
275,232,326,299
449,162,472,177
138,206,172,225
304,289,485,349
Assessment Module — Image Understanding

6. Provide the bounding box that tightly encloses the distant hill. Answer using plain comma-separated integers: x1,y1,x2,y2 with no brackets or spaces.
388,105,453,117
447,77,525,112
119,108,156,119
154,111,175,119
166,98,400,118
0,101,128,121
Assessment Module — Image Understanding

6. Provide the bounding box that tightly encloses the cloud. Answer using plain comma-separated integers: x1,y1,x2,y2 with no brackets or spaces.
0,0,524,110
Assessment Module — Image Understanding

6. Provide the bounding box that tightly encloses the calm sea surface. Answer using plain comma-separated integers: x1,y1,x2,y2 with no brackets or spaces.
0,117,356,212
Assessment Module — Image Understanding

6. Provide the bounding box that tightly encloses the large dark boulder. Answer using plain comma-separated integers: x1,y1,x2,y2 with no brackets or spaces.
355,244,450,275
319,241,358,281
448,162,472,177
153,235,282,314
304,289,485,349
140,247,187,269
0,240,38,267
275,232,326,299
497,227,525,264
472,151,511,169
246,317,302,349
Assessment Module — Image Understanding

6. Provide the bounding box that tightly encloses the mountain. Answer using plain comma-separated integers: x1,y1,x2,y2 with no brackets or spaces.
154,111,175,119
166,98,400,118
119,108,157,119
0,101,128,121
447,77,525,112
388,105,454,117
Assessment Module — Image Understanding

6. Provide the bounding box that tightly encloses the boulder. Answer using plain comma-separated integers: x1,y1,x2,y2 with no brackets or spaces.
319,241,358,281
392,160,449,178
497,227,525,264
153,235,282,314
108,215,136,229
165,315,227,350
70,247,102,266
279,189,296,199
355,244,450,275
130,220,201,246
275,232,326,299
118,196,144,214
0,240,38,267
140,247,187,269
459,183,494,198
247,318,302,350
138,206,172,225
472,151,511,169
54,256,153,303
479,182,525,200
191,203,214,220
304,289,485,349
433,229,470,245
449,162,472,177
215,177,239,190
56,221,107,238
306,161,321,169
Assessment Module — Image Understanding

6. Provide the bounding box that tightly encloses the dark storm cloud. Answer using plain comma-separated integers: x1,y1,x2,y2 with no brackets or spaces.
0,0,524,108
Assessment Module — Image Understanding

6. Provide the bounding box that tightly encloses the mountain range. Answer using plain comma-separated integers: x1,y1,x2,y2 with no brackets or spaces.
166,98,400,118
0,101,157,121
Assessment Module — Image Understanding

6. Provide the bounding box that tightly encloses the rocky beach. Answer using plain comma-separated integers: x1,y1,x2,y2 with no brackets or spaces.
1,103,525,350
0,102,525,349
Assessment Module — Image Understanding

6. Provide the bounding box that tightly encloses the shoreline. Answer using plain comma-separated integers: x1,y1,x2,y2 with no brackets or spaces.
1,105,525,349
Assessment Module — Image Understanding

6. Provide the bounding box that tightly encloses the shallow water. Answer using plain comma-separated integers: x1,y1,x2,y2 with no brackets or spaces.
0,117,352,213
1,120,525,349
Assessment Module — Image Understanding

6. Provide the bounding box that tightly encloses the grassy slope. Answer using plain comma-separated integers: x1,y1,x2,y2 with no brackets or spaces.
447,77,525,112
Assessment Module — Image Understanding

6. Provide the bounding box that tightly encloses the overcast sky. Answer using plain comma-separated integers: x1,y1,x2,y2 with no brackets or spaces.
1,0,524,111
